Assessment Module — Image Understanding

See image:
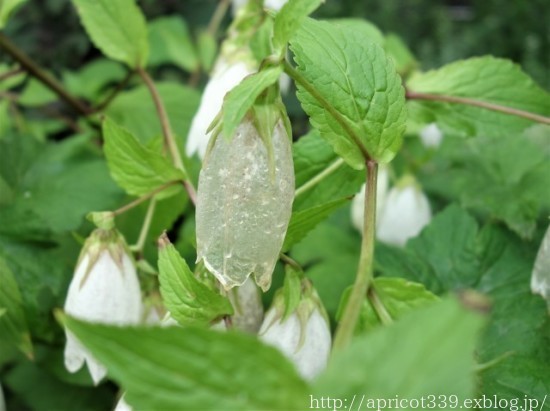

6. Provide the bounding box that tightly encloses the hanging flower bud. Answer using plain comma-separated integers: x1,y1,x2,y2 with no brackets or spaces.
63,228,143,385
196,100,294,291
531,224,550,304
377,176,432,247
351,166,389,233
186,57,255,158
419,123,444,148
259,280,331,380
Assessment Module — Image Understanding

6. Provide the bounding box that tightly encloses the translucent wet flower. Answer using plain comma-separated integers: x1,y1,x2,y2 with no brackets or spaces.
259,282,331,380
196,115,294,291
377,177,432,247
531,224,550,304
186,57,254,159
63,229,143,385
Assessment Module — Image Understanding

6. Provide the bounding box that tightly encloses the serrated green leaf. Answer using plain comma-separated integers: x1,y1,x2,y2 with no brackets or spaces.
222,66,283,139
148,16,199,72
420,133,550,239
0,0,27,28
102,118,185,198
336,277,439,333
61,315,308,410
407,56,550,137
63,59,126,102
72,0,149,68
290,18,407,168
272,0,324,53
158,238,233,326
315,298,484,401
0,258,33,358
293,129,363,210
283,197,350,251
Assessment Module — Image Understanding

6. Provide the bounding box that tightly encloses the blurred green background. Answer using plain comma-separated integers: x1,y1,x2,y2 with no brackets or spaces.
2,0,549,88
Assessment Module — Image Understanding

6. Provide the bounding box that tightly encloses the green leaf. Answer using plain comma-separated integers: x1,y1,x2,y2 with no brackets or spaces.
0,133,124,240
315,298,484,401
222,66,283,139
148,16,199,72
18,78,57,107
63,59,126,102
420,133,550,239
102,118,185,198
0,257,33,358
0,0,27,28
293,129,363,211
407,56,550,137
158,237,233,326
283,197,350,251
337,277,439,333
282,265,302,319
272,0,324,53
72,0,149,68
197,30,217,73
106,82,200,144
60,315,309,410
290,18,407,168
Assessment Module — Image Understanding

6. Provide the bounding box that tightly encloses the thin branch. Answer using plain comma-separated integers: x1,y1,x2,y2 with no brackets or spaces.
133,198,157,256
367,288,392,326
112,181,179,216
406,90,550,125
0,66,23,82
333,160,378,350
295,158,345,197
137,67,197,205
207,0,231,37
0,33,91,116
93,70,135,112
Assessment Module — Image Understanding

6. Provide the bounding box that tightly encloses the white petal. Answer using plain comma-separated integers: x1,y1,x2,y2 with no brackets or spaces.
63,250,143,383
377,185,432,247
186,59,254,158
114,396,133,411
531,224,550,301
196,120,294,291
259,308,331,381
264,0,289,11
0,383,6,411
229,277,264,333
419,123,443,148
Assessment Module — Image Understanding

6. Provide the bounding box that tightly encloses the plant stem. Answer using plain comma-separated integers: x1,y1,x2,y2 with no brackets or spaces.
294,158,345,197
368,288,392,326
283,60,371,161
0,33,91,116
112,181,178,216
0,66,23,81
134,198,157,254
207,0,230,37
406,90,550,125
93,69,134,112
136,67,197,205
333,160,378,350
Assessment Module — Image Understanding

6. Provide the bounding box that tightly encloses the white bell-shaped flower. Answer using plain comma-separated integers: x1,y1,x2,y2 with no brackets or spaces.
259,282,331,380
531,224,550,304
186,57,254,159
232,0,289,15
63,229,143,385
377,177,432,247
419,123,443,148
351,166,389,233
196,112,294,291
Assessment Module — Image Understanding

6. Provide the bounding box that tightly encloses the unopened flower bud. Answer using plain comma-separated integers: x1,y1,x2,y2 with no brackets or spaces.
196,107,294,291
531,224,550,305
259,281,331,380
377,176,432,247
63,229,143,385
186,57,255,159
419,123,443,148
